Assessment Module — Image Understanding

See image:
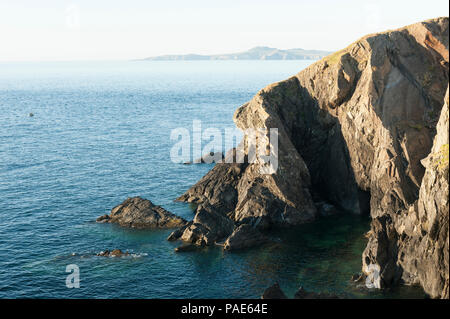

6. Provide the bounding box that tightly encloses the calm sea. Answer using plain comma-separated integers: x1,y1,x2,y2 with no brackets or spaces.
0,60,424,298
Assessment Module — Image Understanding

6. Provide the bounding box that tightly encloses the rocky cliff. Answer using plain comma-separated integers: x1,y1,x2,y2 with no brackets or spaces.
173,17,449,298
363,86,449,298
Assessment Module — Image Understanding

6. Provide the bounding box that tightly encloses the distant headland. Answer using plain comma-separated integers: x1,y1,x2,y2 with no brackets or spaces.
140,46,332,61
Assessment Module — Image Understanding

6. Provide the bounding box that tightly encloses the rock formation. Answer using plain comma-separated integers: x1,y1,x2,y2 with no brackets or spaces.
363,86,449,298
172,17,449,298
96,249,130,257
223,224,268,251
97,197,187,229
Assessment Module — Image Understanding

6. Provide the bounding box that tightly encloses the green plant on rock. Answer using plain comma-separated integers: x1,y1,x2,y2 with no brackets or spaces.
408,122,423,131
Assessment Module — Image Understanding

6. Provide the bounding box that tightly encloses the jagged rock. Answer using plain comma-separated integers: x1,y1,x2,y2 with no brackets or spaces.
168,204,234,246
178,141,317,229
363,86,449,298
404,86,449,299
364,86,449,298
98,197,187,229
96,214,110,223
178,150,247,215
175,17,449,296
261,283,288,299
223,224,268,251
167,222,192,241
96,249,129,257
294,287,339,299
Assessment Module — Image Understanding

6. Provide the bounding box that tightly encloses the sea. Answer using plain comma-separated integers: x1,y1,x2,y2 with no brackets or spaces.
0,60,425,298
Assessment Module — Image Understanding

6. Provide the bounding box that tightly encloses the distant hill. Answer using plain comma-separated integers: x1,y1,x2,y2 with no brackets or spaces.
141,46,332,61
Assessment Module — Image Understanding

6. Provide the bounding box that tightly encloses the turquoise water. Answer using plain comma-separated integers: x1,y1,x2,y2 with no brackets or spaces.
0,61,425,298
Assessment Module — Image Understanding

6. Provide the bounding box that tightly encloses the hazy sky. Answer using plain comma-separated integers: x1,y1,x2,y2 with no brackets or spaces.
0,0,448,61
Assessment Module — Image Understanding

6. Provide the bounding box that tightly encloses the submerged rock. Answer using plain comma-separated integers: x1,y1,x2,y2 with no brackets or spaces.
98,197,187,229
261,283,340,299
294,287,339,299
174,244,198,253
96,249,129,257
261,283,288,299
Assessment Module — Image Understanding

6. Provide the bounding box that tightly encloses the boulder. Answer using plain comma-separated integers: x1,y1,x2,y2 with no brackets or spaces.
261,283,287,299
98,197,187,229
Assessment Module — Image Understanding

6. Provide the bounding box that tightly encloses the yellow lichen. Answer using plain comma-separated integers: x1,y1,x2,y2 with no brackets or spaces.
433,143,449,171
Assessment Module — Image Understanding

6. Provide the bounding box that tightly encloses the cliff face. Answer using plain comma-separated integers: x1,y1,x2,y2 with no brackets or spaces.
363,87,449,298
174,17,449,297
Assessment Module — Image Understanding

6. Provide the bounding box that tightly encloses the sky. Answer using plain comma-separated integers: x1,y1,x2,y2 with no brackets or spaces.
0,0,448,61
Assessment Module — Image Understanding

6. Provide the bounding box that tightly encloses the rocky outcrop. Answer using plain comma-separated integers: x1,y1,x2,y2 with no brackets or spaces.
223,224,268,251
174,18,449,297
97,197,187,229
96,249,130,257
167,204,234,246
363,86,449,298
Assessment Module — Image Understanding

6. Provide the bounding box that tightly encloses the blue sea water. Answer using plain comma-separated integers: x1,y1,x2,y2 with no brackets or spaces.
0,60,425,298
